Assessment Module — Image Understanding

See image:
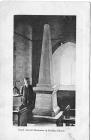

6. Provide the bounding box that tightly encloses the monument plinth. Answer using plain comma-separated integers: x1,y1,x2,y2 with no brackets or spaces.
33,24,60,117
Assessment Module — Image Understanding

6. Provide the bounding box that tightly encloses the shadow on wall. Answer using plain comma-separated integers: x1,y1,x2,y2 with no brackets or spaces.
57,90,75,110
52,42,76,88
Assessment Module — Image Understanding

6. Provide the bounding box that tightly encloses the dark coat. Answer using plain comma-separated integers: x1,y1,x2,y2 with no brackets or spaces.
21,85,35,109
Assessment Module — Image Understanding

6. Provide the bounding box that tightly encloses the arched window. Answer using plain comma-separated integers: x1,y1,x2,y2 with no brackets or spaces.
52,42,76,90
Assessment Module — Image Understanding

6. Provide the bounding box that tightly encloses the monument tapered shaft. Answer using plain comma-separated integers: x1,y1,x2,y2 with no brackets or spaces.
37,24,53,90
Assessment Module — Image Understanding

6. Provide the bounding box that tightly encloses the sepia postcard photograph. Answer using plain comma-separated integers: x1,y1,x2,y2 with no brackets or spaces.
0,2,90,140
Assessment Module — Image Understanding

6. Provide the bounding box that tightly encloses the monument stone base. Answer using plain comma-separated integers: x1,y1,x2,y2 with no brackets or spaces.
33,87,60,117
32,111,63,125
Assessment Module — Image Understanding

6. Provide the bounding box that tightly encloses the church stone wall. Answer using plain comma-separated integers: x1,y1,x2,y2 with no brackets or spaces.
13,23,32,89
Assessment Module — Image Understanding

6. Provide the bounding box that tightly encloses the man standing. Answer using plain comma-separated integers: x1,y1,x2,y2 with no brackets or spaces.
21,77,35,123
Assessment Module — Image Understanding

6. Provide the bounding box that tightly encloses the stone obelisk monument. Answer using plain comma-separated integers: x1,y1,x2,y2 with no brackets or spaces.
33,24,60,117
